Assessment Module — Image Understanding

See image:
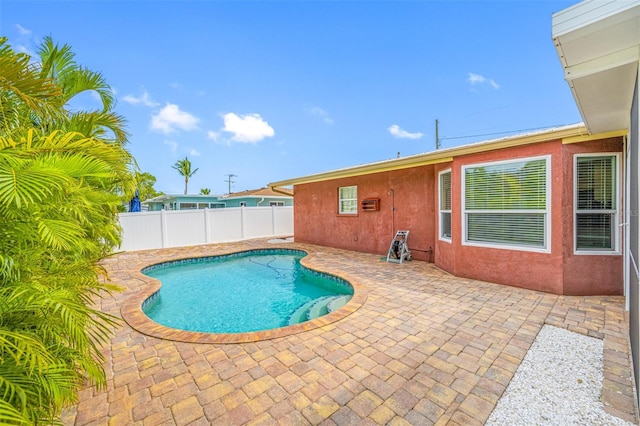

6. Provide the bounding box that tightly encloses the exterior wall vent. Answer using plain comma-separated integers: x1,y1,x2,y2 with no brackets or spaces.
361,198,380,212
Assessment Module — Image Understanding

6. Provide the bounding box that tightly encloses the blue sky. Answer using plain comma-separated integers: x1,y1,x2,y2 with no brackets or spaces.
1,0,581,195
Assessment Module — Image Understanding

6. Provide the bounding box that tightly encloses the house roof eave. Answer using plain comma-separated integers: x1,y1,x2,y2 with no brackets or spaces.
552,0,640,134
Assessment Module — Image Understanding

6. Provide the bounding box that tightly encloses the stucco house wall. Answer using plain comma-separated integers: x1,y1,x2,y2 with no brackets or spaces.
292,135,623,295
560,137,624,295
294,166,436,261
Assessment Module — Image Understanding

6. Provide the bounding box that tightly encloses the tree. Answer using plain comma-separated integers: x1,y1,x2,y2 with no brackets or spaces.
200,188,211,195
0,36,136,424
172,157,198,195
137,171,163,201
37,36,129,145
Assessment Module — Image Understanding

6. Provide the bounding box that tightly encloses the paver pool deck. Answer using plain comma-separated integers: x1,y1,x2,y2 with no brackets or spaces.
63,239,639,425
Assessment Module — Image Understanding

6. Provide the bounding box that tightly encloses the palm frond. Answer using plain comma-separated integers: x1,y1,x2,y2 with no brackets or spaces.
0,398,30,425
64,68,114,112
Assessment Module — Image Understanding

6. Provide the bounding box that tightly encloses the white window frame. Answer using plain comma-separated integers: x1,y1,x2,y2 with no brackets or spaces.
573,153,621,255
439,169,452,242
461,155,551,253
338,185,358,215
179,202,197,210
210,203,226,209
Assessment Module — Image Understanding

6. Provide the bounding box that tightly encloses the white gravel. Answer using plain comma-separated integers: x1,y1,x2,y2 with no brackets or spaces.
486,325,635,426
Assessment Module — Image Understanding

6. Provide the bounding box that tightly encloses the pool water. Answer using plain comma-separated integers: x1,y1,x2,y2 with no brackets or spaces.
142,250,353,334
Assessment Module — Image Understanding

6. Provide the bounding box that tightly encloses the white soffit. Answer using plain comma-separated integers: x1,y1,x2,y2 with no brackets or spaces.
552,0,640,133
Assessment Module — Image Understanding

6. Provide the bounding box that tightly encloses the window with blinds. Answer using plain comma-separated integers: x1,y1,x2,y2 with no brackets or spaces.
439,170,452,240
463,156,550,251
338,186,357,214
574,154,619,253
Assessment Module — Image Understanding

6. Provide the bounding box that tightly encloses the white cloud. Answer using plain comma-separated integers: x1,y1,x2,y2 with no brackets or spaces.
309,106,334,125
207,130,220,141
388,124,424,140
122,90,159,107
16,24,31,35
189,149,201,157
151,103,199,134
468,72,500,89
163,139,178,154
221,113,275,143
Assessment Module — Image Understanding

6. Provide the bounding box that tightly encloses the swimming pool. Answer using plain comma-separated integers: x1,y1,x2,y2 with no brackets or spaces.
141,249,353,334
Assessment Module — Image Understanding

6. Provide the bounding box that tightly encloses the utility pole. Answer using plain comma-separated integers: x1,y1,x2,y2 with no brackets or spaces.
435,119,440,150
224,174,237,194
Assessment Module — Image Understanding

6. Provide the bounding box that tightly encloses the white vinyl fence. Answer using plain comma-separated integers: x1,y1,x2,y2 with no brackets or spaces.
117,206,293,252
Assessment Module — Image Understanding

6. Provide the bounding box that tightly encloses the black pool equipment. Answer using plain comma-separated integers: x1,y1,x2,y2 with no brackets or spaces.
386,230,412,264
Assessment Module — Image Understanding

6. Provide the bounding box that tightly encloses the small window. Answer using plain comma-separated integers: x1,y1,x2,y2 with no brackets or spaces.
439,170,452,241
270,201,285,206
574,154,619,253
179,203,197,210
210,203,225,209
197,203,209,209
462,156,550,252
338,186,357,215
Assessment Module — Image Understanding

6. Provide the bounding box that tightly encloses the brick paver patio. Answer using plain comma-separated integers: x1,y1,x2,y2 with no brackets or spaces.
63,239,638,425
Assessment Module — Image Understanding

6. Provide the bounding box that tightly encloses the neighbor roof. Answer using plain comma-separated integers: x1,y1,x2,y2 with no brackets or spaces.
222,187,293,199
269,123,626,188
142,193,224,203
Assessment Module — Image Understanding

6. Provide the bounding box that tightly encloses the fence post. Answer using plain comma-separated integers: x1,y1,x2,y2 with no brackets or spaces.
272,206,277,236
240,206,245,239
204,208,211,244
160,209,168,248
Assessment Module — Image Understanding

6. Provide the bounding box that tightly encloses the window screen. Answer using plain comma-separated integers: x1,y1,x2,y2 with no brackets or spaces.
338,186,357,214
575,155,617,252
463,157,548,250
440,171,452,240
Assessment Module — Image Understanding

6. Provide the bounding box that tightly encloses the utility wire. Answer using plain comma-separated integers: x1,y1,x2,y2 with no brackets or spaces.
439,124,572,142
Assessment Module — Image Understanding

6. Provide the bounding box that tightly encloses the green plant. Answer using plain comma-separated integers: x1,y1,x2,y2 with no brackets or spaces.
172,157,198,194
0,36,136,424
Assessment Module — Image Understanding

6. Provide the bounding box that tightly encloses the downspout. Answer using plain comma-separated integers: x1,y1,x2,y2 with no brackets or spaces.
623,134,630,311
387,189,395,235
257,197,265,206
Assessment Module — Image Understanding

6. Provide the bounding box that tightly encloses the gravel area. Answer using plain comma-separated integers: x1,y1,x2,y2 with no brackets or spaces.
486,325,634,426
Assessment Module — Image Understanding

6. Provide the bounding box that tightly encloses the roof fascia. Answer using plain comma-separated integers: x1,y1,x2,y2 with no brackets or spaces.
563,46,640,81
562,128,628,144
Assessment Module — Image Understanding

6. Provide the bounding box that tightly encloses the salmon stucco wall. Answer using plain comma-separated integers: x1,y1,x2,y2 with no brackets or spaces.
444,141,566,294
433,162,456,272
560,137,624,295
292,136,623,295
293,166,436,261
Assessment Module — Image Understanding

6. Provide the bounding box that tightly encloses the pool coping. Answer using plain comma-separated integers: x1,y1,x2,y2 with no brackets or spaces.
120,245,368,343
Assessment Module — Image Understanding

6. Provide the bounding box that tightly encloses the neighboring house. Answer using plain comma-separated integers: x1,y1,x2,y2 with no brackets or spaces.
271,0,640,402
144,194,227,211
143,187,293,211
221,187,294,208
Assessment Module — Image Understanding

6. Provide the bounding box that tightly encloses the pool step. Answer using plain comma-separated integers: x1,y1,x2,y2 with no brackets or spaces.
288,299,319,326
287,295,352,326
306,296,334,320
327,295,351,312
